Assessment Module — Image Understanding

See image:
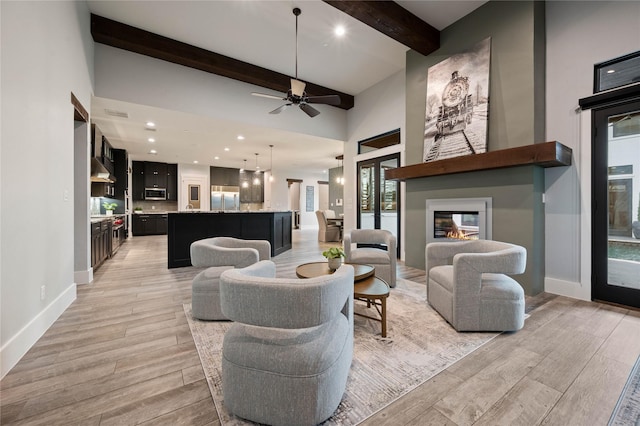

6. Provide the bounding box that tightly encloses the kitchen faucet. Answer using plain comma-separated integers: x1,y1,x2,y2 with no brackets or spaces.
185,204,193,210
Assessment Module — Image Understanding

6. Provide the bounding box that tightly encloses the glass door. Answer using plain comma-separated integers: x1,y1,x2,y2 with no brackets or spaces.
357,153,400,256
592,101,640,308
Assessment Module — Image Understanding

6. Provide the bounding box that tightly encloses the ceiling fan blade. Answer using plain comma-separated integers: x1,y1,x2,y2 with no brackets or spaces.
269,104,291,114
291,78,306,98
299,103,320,118
305,94,341,106
252,92,285,101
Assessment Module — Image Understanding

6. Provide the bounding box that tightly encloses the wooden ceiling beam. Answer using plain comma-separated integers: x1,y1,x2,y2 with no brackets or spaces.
90,14,354,110
322,1,440,56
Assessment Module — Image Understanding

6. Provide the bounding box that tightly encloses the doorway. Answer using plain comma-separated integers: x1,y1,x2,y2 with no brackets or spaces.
592,101,640,308
357,153,401,256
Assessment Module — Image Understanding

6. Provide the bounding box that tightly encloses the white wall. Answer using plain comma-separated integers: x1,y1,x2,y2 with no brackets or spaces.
94,44,348,143
0,1,94,378
345,70,406,256
178,163,210,211
545,1,640,300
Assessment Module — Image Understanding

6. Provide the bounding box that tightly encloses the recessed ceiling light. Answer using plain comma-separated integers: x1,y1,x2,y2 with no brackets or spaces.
148,138,155,143
334,25,346,37
146,121,155,127
237,135,245,140
193,160,198,164
607,69,616,74
214,156,220,160
149,149,157,154
224,147,230,151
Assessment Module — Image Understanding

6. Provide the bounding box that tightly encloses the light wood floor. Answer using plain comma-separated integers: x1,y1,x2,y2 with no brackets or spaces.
2,230,639,425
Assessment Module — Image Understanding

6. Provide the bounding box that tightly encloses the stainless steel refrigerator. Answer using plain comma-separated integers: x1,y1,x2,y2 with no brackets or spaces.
211,185,240,211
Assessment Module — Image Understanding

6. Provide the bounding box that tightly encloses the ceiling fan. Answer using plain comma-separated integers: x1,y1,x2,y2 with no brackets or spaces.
251,7,341,118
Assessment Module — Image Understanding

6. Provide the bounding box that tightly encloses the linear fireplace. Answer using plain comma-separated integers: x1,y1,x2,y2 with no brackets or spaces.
426,198,492,244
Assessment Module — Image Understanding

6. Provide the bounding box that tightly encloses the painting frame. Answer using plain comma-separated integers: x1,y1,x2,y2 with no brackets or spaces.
423,37,491,163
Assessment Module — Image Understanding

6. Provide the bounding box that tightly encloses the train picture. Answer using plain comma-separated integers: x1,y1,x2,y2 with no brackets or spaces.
423,38,491,163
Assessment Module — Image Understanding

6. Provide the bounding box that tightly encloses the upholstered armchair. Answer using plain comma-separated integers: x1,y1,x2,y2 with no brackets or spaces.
316,210,341,242
189,237,271,320
426,239,526,332
344,229,397,288
219,260,354,425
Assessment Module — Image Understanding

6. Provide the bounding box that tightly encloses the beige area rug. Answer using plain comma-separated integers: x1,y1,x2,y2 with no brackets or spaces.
184,279,498,425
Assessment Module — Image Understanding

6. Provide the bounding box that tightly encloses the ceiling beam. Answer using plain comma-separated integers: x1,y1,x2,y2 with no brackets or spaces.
90,14,354,110
322,1,440,56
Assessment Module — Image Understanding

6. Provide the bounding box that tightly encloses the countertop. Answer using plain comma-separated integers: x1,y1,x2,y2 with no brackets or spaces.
167,210,292,214
91,214,125,223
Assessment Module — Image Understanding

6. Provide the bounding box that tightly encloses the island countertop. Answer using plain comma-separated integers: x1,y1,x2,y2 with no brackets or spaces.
167,211,293,268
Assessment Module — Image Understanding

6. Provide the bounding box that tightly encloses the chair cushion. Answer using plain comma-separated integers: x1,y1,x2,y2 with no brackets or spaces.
480,273,524,301
429,265,454,292
223,314,349,377
349,248,389,265
192,266,234,292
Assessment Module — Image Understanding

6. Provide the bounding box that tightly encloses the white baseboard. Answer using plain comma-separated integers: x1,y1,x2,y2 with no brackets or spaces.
74,268,93,285
1,283,76,379
545,276,591,301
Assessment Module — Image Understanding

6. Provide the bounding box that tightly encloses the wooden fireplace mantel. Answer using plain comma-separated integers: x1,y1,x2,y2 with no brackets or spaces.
385,141,572,181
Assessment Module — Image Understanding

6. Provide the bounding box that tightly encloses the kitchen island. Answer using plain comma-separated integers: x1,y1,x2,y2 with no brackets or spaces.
167,211,292,268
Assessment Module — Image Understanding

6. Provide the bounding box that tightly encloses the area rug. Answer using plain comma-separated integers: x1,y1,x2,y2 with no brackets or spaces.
609,354,640,426
184,279,497,425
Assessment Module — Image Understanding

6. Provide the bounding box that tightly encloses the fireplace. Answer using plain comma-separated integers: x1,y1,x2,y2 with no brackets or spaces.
426,198,492,243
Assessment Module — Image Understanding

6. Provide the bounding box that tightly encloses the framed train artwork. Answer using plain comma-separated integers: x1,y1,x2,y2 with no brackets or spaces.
423,37,491,163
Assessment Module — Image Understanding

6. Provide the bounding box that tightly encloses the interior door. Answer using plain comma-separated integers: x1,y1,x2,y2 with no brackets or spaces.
592,101,640,308
357,153,400,256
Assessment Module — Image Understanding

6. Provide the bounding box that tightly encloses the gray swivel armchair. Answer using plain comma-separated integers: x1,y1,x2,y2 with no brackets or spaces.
220,260,354,425
344,229,397,287
189,237,271,320
316,210,341,242
426,239,526,332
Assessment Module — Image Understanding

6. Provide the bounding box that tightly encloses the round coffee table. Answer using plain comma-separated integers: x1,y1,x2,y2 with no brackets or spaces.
295,262,390,337
296,262,374,281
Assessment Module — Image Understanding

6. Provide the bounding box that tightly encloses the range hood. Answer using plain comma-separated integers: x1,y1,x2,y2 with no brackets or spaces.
91,157,116,183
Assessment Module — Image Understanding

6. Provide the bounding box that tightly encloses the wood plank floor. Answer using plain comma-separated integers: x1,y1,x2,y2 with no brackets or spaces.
2,230,639,425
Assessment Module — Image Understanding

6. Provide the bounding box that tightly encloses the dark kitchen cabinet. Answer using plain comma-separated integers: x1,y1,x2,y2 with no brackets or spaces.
210,166,240,186
144,162,168,189
132,161,145,201
91,182,115,198
239,171,263,203
132,214,168,236
102,138,115,175
167,163,178,201
132,161,177,201
113,148,128,201
91,219,111,270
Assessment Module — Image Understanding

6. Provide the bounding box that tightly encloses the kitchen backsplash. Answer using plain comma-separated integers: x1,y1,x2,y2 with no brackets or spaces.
133,201,178,212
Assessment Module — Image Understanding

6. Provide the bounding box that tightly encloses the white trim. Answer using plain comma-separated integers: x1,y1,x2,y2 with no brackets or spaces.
75,267,93,285
0,283,76,379
544,277,590,301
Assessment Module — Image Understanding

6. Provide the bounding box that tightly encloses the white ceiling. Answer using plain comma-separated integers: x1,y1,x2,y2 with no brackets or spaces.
87,1,485,173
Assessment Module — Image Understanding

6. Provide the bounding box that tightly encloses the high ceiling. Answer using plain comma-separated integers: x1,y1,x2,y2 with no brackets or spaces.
88,1,485,174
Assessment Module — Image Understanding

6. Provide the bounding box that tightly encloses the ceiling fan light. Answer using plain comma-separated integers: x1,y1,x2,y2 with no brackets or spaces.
291,78,306,97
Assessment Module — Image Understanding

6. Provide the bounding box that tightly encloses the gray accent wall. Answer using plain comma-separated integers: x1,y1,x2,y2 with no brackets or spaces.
404,1,547,295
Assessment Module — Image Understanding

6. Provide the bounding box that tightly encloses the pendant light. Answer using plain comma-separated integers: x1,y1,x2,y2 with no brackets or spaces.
253,153,261,185
269,145,274,182
335,155,344,185
241,159,249,188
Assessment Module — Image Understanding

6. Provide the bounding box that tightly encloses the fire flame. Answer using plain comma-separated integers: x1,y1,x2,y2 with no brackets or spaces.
446,229,478,240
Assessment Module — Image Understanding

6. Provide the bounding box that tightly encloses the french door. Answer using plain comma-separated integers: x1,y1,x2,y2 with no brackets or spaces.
357,153,400,256
592,100,640,308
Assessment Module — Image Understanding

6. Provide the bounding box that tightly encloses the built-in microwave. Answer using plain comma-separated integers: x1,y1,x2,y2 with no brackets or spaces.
144,188,167,200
